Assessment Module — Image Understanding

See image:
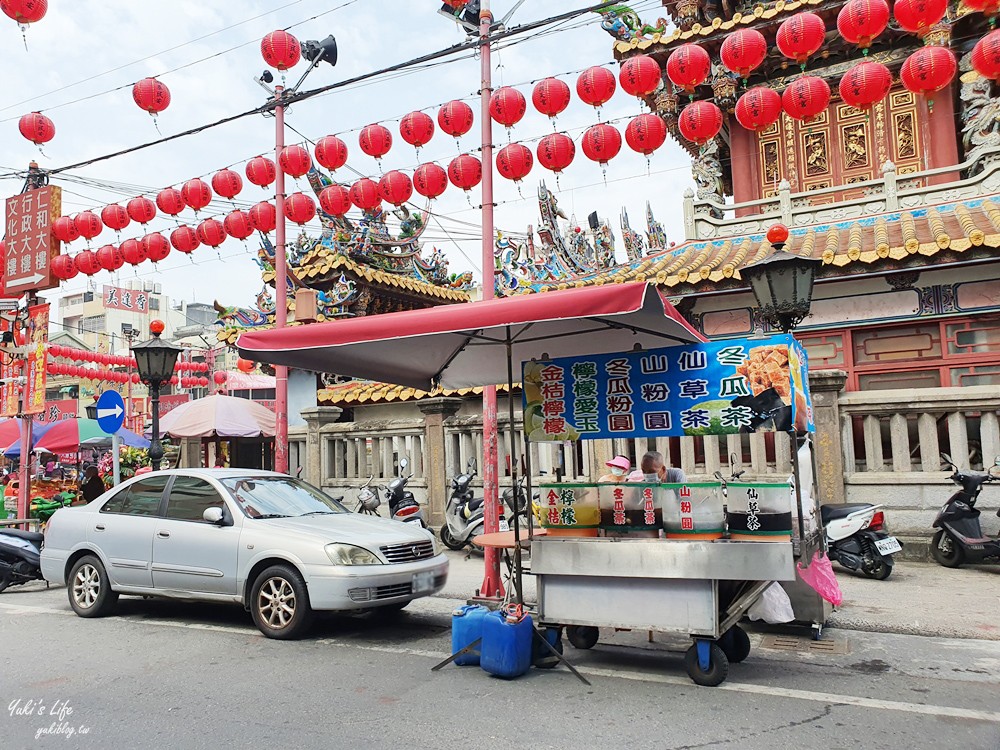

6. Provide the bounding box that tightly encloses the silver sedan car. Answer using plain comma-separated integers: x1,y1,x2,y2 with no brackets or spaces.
40,469,448,639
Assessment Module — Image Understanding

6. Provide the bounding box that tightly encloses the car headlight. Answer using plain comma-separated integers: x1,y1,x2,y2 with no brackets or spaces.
325,543,382,565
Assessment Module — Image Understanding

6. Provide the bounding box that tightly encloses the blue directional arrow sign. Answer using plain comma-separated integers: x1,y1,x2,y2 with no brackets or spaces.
95,389,126,435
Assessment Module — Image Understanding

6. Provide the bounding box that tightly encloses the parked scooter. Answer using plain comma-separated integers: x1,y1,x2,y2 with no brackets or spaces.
931,453,1000,568
0,528,45,593
822,502,900,580
354,457,426,527
440,460,528,551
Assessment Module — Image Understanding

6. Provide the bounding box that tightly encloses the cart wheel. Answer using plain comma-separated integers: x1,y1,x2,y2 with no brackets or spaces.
812,623,824,641
566,625,599,650
719,625,751,664
533,627,563,669
684,642,729,687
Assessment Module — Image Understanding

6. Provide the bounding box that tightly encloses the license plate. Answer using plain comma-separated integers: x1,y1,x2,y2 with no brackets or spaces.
412,570,435,594
499,518,510,532
875,537,902,555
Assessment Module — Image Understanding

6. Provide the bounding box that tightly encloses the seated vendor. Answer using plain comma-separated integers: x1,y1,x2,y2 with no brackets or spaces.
598,455,632,483
628,450,686,483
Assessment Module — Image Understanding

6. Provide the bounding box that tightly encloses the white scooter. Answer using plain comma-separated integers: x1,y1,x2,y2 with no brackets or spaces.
823,503,901,580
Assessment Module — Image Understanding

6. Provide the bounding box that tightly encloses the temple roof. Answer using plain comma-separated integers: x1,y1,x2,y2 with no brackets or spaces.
318,380,514,407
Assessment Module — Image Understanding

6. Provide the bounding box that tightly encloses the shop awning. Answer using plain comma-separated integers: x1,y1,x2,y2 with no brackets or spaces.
237,282,705,390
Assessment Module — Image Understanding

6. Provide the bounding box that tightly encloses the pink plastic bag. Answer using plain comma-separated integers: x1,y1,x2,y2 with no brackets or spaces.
796,551,843,607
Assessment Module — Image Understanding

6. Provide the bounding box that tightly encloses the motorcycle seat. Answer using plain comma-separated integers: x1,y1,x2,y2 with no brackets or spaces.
466,497,485,512
820,503,874,524
0,529,44,544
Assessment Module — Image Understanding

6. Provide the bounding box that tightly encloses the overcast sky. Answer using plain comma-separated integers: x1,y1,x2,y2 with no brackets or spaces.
0,0,693,313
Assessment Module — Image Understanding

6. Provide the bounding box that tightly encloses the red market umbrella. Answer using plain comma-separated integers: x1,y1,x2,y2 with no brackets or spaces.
237,282,704,390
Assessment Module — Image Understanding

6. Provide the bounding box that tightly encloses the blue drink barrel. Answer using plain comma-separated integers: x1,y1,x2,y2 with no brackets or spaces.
480,609,534,679
451,604,490,666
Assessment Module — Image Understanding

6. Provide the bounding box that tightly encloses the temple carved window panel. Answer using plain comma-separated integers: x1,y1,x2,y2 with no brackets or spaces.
891,91,916,108
841,123,869,170
760,139,781,186
894,112,917,159
802,131,830,176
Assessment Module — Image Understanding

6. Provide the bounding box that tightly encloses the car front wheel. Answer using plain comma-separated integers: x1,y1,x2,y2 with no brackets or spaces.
68,555,119,618
250,564,314,640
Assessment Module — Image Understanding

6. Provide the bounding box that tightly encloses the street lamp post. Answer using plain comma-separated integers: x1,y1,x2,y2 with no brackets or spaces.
131,320,182,471
740,224,822,333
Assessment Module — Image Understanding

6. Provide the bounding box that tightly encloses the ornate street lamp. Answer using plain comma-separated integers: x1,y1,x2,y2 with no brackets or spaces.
741,224,822,333
131,320,182,470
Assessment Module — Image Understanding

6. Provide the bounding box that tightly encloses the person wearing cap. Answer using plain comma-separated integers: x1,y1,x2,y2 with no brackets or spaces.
598,455,632,483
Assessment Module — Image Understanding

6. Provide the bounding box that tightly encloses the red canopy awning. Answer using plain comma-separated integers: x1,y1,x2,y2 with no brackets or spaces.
237,283,705,391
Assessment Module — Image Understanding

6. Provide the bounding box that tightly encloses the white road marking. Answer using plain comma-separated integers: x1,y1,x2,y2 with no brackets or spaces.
4,599,1000,724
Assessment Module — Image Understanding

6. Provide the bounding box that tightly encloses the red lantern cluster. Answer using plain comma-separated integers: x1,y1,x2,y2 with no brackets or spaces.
666,45,711,93
720,29,767,79
735,87,782,132
678,101,724,145
839,60,893,110
776,12,826,64
837,0,890,50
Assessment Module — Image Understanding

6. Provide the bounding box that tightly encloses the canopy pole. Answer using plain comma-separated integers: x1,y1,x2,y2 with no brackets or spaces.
273,83,290,475
17,419,31,526
112,434,121,486
506,330,523,604
477,0,503,600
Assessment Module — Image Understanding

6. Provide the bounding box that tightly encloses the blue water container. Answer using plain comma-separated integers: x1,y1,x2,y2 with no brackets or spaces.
451,605,490,666
480,609,534,679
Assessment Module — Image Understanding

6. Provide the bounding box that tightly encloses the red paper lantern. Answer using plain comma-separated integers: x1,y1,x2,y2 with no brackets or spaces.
52,216,79,243
489,86,527,128
143,233,170,263
678,101,724,145
73,211,102,241
181,178,212,212
127,196,156,225
576,66,617,108
720,28,768,79
213,371,227,385
285,192,316,225
170,226,199,254
2,0,47,24
18,111,54,145
51,254,77,280
413,163,448,199
666,44,711,93
900,46,956,96
96,244,124,272
212,169,243,200
249,202,277,233
448,154,483,190
100,204,130,232
196,219,227,248
776,13,827,64
735,87,783,132
48,343,61,357
377,171,413,206
223,210,254,240
131,373,140,384
966,0,1000,15
837,0,890,49
437,100,475,138
319,185,352,216
972,30,1000,81
156,187,185,216
496,143,534,182
132,78,170,115
532,78,571,119
581,123,622,165
170,375,178,386
359,124,393,160
279,144,311,178
536,133,575,173
839,60,893,109
198,376,209,387
120,238,147,265
781,75,831,121
314,136,348,171
767,223,790,245
624,113,667,155
237,358,255,373
399,111,435,149
246,156,276,188
619,55,661,97
261,29,300,71
893,0,947,34
349,178,381,211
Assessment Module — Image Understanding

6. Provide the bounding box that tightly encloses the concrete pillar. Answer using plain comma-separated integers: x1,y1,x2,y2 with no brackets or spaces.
178,437,202,468
300,406,343,487
808,370,848,506
418,397,464,527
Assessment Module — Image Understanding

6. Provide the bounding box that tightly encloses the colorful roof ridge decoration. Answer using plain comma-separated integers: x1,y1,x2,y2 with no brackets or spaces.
317,380,516,407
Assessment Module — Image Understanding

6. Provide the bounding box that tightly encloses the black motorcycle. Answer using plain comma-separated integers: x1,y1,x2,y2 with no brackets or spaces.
0,528,45,593
931,453,1000,568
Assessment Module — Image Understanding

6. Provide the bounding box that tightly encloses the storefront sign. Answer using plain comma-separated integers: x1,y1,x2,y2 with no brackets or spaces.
158,393,190,415
0,317,17,417
22,302,49,415
103,285,151,313
35,399,78,424
3,185,61,295
523,335,813,441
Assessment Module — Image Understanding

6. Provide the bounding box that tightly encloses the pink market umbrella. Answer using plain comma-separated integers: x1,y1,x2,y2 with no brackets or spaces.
155,394,276,438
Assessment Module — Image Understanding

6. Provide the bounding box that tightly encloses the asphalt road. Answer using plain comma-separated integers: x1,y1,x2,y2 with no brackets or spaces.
2,583,999,750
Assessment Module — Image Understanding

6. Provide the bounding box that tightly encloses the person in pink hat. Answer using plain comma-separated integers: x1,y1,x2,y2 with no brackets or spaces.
599,455,632,483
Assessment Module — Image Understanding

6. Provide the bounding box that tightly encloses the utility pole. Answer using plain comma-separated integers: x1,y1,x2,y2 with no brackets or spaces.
273,83,290,474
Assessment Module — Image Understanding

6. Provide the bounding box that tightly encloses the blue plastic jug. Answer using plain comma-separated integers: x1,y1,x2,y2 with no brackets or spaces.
480,609,534,679
451,604,489,666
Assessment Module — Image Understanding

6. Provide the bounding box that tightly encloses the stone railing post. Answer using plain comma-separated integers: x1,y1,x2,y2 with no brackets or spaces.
778,179,793,224
808,370,848,505
418,397,464,526
882,160,898,211
682,188,696,239
300,406,343,487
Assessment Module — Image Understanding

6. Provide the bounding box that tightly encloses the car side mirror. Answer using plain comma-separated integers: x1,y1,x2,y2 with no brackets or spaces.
203,507,225,525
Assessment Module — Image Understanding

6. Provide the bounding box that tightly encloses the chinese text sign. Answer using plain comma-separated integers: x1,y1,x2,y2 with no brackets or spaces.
3,185,61,296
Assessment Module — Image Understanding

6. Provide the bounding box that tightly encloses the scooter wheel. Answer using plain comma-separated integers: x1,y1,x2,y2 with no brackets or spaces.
931,530,965,568
862,559,892,580
439,525,465,551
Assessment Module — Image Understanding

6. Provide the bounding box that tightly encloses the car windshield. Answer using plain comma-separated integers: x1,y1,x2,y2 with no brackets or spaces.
220,477,348,519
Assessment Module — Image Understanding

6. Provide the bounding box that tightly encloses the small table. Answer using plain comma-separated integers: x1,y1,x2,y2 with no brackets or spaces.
472,528,547,550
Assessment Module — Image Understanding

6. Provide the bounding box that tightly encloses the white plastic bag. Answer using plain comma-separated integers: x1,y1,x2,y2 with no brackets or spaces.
747,582,795,624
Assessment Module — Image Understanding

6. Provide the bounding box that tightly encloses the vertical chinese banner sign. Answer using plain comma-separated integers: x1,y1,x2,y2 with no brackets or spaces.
22,302,50,415
0,316,17,417
3,185,61,297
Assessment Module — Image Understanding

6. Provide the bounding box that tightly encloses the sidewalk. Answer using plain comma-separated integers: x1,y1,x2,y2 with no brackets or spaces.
438,550,1000,641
